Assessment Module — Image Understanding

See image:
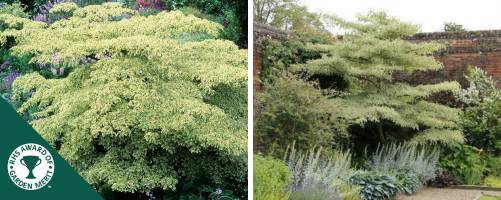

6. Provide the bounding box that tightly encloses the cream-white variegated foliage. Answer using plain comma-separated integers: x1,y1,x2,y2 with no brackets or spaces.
294,11,463,146
4,3,247,193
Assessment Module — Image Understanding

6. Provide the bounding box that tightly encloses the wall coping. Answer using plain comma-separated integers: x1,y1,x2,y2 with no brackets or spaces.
253,23,288,39
404,30,501,54
253,23,289,50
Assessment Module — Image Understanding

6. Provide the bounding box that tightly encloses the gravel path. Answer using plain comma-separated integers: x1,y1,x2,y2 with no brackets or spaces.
397,187,501,200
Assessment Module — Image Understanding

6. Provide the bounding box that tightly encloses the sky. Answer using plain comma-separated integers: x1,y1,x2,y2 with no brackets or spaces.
299,0,501,33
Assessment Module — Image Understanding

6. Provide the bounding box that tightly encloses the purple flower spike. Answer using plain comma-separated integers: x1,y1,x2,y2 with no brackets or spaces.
0,60,11,71
33,13,48,22
154,1,164,10
32,0,64,23
223,17,229,28
3,70,20,91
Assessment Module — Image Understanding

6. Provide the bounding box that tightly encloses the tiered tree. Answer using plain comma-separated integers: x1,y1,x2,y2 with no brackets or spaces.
293,12,464,147
2,2,247,197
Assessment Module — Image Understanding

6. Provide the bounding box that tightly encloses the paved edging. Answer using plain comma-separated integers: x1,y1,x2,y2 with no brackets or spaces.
397,187,501,200
473,194,501,200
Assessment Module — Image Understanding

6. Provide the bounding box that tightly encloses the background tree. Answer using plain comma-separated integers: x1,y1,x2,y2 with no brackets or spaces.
254,0,334,44
253,0,292,24
444,22,466,32
3,2,247,198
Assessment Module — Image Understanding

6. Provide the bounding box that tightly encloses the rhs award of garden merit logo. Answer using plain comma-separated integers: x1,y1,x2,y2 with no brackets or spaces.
7,143,55,190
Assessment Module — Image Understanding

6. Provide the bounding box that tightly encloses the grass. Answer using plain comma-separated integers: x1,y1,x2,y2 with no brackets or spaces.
484,176,501,187
478,195,501,200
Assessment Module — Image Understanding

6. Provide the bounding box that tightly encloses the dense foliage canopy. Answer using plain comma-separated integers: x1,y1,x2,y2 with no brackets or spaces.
255,75,338,153
292,12,463,147
2,2,247,195
1,0,247,48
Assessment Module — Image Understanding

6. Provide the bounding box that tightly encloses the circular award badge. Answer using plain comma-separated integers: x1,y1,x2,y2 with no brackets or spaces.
7,143,55,190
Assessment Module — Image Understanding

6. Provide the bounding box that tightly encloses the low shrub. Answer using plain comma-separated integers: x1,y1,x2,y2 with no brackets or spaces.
428,170,463,187
457,67,501,155
487,156,501,177
254,155,291,200
254,75,337,155
440,145,486,185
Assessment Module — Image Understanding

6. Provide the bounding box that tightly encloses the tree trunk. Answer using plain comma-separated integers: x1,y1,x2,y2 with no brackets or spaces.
378,122,386,143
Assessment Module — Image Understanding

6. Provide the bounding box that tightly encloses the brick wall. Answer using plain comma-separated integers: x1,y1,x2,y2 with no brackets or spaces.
253,23,288,92
253,23,501,89
405,30,501,87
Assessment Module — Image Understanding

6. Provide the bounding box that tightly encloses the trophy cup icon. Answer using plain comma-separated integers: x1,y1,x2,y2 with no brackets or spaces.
20,155,41,179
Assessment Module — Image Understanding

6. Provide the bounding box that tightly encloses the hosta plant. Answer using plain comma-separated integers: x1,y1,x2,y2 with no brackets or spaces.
396,171,420,195
350,170,420,200
349,171,400,200
3,2,247,197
